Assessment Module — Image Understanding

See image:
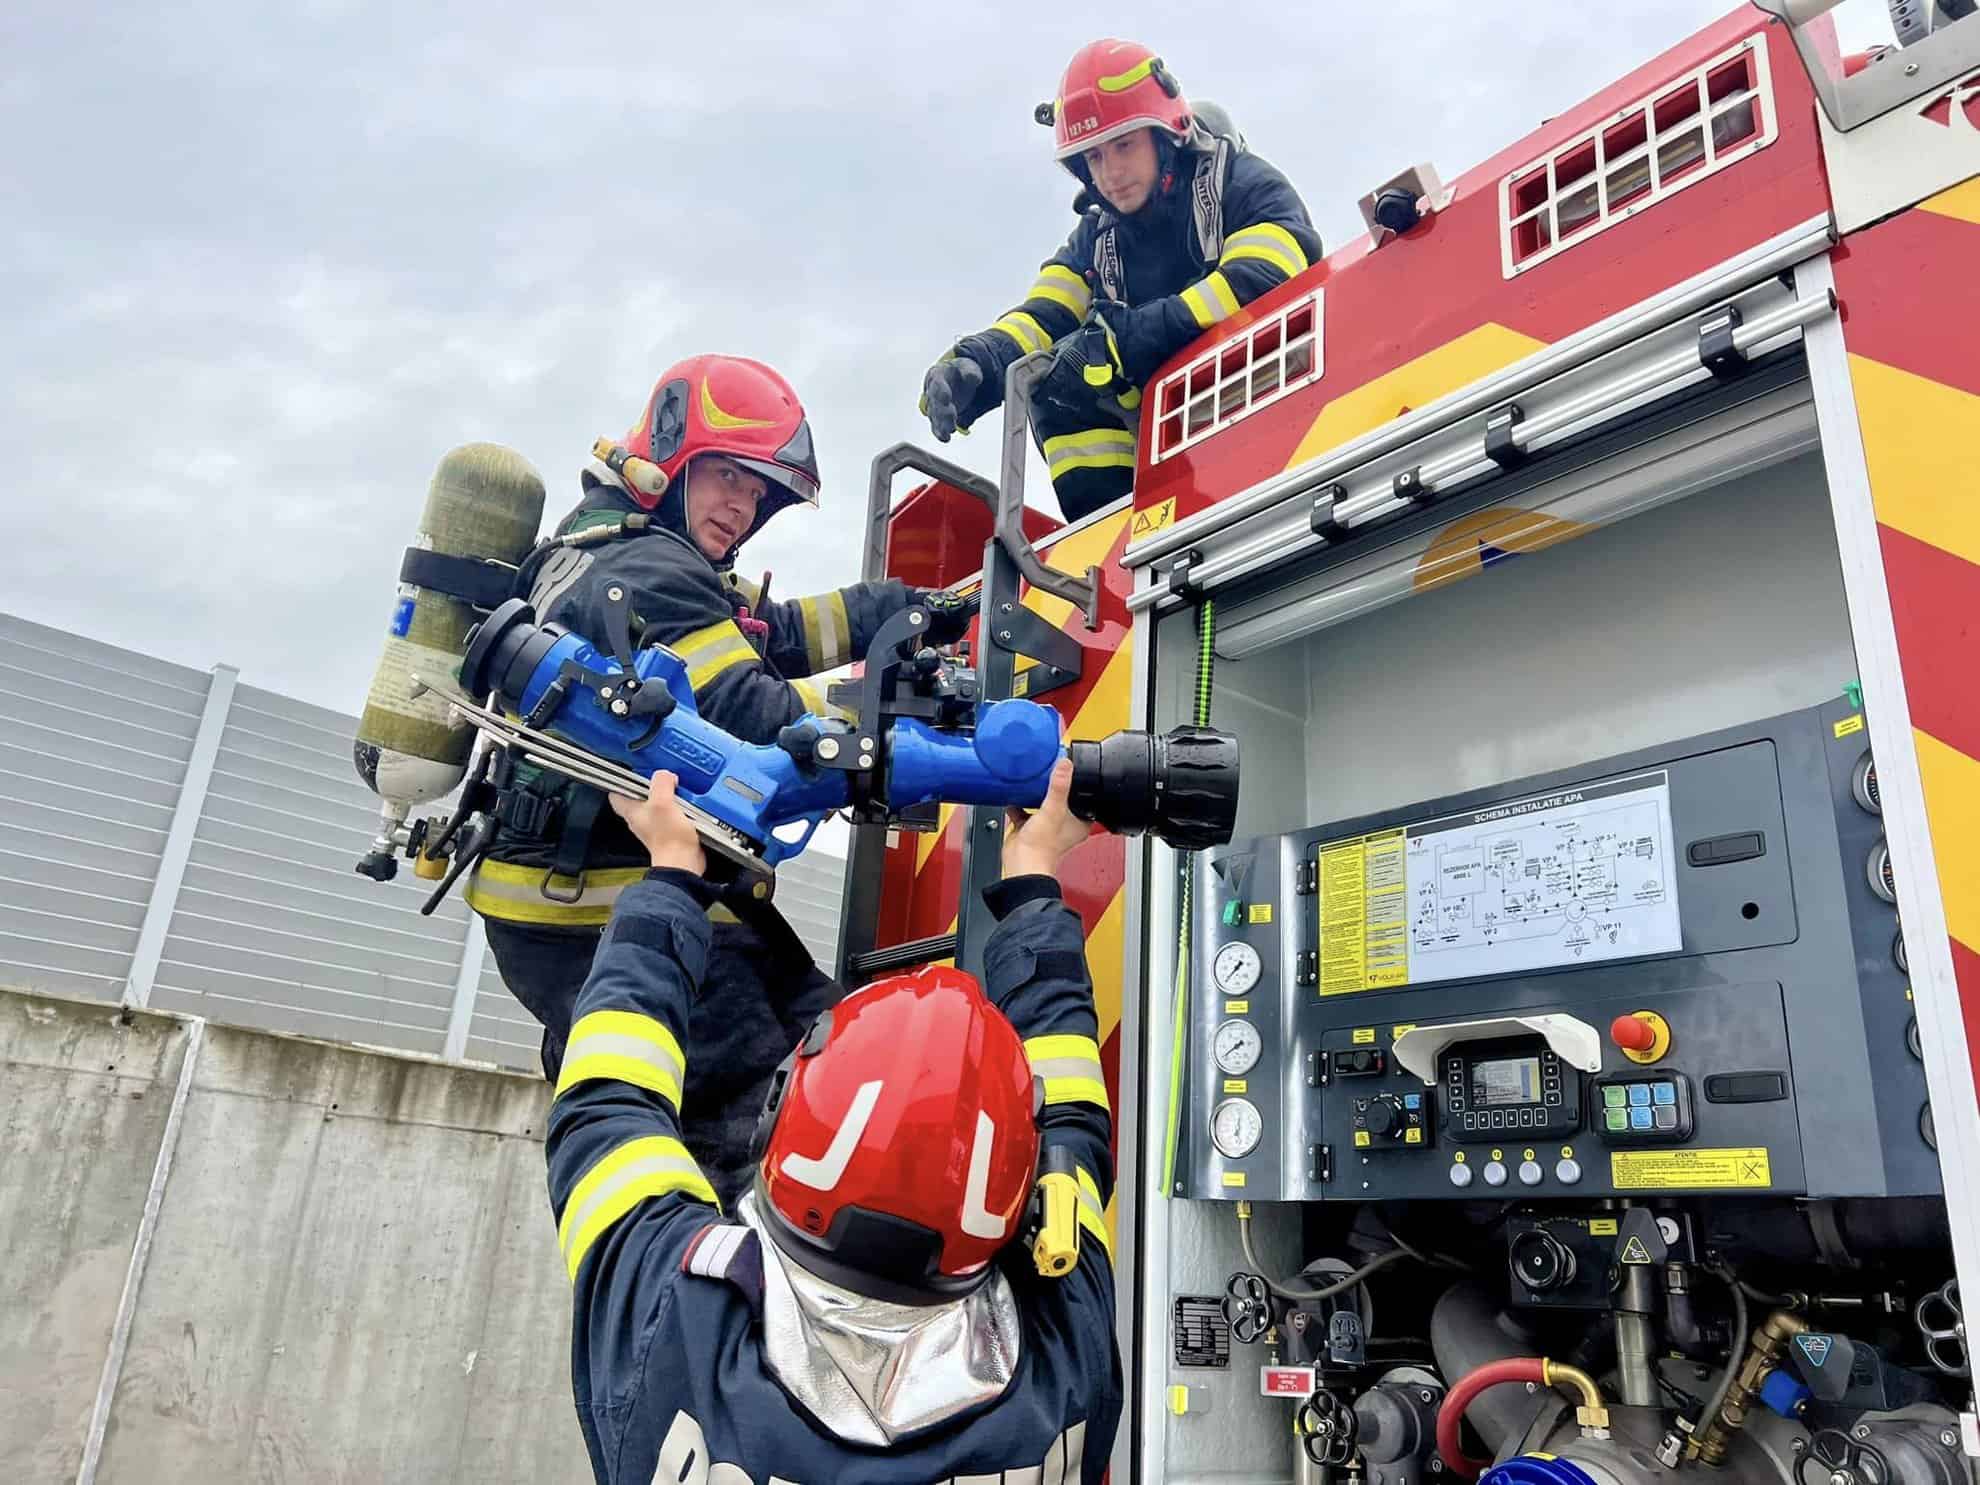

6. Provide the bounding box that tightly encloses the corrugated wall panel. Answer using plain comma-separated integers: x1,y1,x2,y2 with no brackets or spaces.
0,616,198,999
0,611,848,1071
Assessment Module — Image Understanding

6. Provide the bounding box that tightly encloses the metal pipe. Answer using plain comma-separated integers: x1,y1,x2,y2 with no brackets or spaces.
1613,1264,1660,1408
1126,286,1834,612
76,1015,207,1485
999,352,1102,627
1123,213,1832,571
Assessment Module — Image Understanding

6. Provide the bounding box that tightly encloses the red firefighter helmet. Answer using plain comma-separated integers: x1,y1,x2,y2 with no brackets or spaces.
753,965,1041,1303
617,354,820,534
1045,39,1193,175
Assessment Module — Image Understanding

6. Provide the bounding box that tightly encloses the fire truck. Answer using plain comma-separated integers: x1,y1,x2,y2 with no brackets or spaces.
841,4,1980,1481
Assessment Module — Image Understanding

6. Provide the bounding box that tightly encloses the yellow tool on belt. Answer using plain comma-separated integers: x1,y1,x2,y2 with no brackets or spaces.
1030,1145,1081,1278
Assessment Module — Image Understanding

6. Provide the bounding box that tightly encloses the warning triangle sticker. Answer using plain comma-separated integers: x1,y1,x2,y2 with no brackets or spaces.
1797,1335,1833,1368
1618,1235,1654,1265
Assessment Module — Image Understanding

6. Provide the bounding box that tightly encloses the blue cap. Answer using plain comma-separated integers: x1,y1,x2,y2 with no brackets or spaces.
1481,1456,1600,1485
1759,1367,1812,1420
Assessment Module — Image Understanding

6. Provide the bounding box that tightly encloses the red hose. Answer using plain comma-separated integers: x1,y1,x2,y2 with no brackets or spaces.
1436,1356,1549,1480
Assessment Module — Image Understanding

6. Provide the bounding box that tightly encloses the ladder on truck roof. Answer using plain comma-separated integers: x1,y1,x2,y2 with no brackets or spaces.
836,353,1103,988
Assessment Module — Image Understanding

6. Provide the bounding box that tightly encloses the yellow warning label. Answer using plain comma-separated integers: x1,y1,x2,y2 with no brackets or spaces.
1589,1218,1618,1236
1611,1147,1772,1190
1224,1078,1248,1094
1169,1384,1190,1416
1012,669,1032,698
1522,1148,1536,1161
1318,830,1408,995
1225,999,1249,1015
1222,1171,1247,1188
1354,1131,1372,1147
1392,1023,1416,1039
1249,903,1274,925
1130,497,1178,538
1453,1151,1467,1163
1619,1235,1655,1265
1352,1027,1376,1044
1833,714,1866,739
1405,1127,1422,1145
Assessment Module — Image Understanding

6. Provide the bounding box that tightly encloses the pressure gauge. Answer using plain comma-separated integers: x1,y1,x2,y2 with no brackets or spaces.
1868,839,1896,904
1212,942,1263,994
1210,1097,1263,1159
1214,1018,1262,1076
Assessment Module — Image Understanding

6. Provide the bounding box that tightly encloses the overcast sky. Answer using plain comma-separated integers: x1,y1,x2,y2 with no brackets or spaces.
2,1,1890,714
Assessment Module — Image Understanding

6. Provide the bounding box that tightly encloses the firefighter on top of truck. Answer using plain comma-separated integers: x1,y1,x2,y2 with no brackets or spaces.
549,760,1122,1484
464,353,974,1208
919,37,1323,522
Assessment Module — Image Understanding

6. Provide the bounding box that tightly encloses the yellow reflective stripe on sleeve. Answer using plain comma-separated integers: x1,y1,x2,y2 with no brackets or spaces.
1029,264,1092,320
1074,1166,1113,1257
790,675,854,721
1041,427,1137,478
1097,56,1155,92
558,1135,717,1281
669,619,758,692
1180,271,1241,330
1221,222,1309,279
991,312,1053,356
796,591,851,671
556,1009,686,1109
464,861,649,927
1025,1033,1111,1111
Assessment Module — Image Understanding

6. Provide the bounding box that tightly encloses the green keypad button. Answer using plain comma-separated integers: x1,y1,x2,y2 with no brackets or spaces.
1602,1086,1627,1108
1604,1109,1629,1131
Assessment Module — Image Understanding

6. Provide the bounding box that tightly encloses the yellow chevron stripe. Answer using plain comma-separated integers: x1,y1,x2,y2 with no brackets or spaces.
1914,728,1980,953
915,801,960,873
1285,323,1547,472
1919,176,1980,227
1850,353,1980,569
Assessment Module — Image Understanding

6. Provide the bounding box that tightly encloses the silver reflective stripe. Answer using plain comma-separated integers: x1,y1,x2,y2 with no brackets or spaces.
565,1030,683,1084
1030,1053,1105,1085
561,1149,706,1255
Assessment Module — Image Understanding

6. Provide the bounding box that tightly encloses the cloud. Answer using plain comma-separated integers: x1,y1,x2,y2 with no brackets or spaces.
4,0,1738,712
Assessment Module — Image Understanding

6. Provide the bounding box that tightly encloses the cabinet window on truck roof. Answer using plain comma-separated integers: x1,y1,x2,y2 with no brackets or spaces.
1500,33,1778,278
1151,289,1324,464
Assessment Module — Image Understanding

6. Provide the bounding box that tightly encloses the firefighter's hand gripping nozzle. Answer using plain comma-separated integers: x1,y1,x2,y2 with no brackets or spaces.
398,593,1239,904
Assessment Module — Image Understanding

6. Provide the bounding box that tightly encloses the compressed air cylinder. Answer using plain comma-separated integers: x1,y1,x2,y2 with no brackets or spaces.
353,443,546,809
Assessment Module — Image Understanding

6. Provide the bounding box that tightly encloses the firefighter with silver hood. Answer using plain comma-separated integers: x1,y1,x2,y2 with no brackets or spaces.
920,38,1322,520
548,757,1120,1483
469,353,972,1206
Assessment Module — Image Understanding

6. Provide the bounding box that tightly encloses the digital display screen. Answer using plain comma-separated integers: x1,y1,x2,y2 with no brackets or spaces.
1470,1056,1541,1107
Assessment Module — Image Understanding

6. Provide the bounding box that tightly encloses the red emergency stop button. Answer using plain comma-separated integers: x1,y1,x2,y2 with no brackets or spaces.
1610,1011,1672,1064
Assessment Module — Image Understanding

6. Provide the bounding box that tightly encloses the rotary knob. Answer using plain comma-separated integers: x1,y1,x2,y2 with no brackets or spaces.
1364,1095,1405,1139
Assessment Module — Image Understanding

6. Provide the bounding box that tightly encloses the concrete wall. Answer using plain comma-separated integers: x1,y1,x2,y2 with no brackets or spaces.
0,985,588,1484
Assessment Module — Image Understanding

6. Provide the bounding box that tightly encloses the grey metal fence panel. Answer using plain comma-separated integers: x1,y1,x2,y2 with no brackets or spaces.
0,613,849,1068
149,682,474,1056
0,615,202,1000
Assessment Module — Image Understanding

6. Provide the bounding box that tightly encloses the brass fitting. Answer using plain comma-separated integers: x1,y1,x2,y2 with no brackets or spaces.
1544,1358,1611,1432
1689,1308,1808,1465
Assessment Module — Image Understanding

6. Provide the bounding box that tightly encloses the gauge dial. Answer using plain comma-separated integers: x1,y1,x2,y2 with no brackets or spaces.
1212,942,1263,994
1210,1097,1263,1159
1213,1019,1262,1076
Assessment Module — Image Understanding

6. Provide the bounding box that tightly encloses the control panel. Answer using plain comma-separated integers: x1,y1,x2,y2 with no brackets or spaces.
1181,699,1932,1202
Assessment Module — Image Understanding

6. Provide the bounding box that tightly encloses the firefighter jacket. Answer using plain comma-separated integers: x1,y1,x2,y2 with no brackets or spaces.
947,145,1322,425
466,477,930,923
546,871,1121,1484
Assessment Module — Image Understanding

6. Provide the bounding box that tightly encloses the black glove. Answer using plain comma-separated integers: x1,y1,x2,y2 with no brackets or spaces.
920,589,978,646
920,356,986,443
